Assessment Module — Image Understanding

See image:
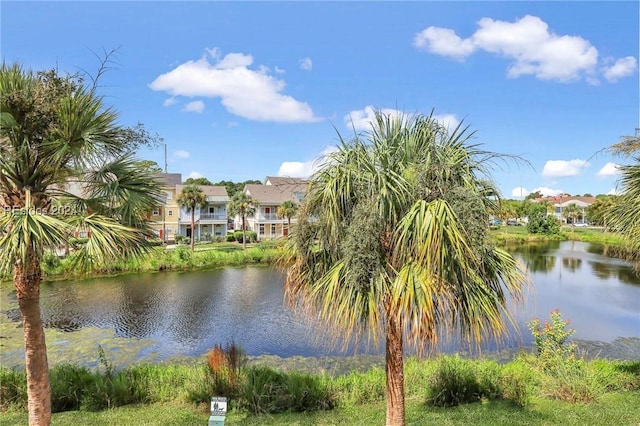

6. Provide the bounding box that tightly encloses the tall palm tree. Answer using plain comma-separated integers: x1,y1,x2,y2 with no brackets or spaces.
283,111,527,426
177,185,207,251
562,203,581,232
0,63,162,426
228,191,257,249
277,199,299,236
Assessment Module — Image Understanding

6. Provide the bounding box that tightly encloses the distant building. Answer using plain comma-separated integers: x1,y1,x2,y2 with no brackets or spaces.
238,176,308,239
149,173,230,242
533,194,596,224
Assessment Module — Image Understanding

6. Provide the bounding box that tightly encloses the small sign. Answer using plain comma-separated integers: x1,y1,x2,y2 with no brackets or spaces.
210,397,227,416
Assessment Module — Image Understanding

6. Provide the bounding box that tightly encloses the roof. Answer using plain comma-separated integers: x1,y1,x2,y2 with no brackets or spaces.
175,185,229,202
264,176,308,186
245,182,307,204
155,173,182,187
534,195,596,206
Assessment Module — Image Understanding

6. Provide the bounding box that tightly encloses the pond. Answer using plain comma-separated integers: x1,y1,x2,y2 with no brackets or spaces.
1,240,639,368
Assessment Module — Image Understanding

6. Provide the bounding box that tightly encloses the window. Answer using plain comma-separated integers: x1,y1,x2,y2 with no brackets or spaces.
209,207,215,214
264,207,271,214
168,210,173,217
294,192,305,202
152,209,160,216
270,223,276,235
259,224,265,235
166,191,173,201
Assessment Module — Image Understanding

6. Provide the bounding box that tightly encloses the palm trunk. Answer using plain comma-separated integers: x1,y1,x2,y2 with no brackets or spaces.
15,248,51,426
191,210,195,251
385,305,405,426
241,215,246,250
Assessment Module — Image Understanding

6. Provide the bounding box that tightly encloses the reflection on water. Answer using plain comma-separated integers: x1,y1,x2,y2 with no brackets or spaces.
8,241,640,359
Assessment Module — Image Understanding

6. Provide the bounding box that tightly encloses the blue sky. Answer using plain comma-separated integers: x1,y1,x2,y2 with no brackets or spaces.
2,1,638,198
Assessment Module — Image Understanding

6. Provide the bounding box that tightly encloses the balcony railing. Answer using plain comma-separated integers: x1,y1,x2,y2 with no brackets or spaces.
200,213,226,220
260,213,279,220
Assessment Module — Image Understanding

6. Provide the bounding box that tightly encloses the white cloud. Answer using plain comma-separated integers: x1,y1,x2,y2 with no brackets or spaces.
275,66,285,74
541,159,589,178
173,150,190,159
187,171,204,180
603,56,638,82
414,15,636,83
596,162,621,177
183,100,205,113
277,146,338,178
163,97,177,107
344,105,460,132
413,27,476,60
510,186,529,198
149,48,320,122
532,186,565,197
299,57,313,71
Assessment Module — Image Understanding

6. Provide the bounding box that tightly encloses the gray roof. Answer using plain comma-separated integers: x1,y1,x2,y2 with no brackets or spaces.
156,173,182,187
175,185,229,202
265,176,308,186
245,182,307,204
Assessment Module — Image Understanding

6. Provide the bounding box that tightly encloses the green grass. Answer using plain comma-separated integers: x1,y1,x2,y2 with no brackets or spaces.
3,392,640,425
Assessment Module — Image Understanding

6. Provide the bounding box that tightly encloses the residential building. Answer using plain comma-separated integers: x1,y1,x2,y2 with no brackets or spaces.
239,176,307,239
534,194,596,224
148,174,230,242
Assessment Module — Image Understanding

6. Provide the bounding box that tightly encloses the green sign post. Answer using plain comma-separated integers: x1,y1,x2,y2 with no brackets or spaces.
208,396,227,426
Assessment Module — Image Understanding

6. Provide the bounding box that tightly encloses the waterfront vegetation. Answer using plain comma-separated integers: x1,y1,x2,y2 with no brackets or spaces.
2,319,640,425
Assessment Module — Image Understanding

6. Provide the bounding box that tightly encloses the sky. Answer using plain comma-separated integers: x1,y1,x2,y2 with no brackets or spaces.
2,1,638,198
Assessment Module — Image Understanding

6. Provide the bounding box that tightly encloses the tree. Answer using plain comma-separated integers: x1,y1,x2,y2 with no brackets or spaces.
277,200,299,234
607,131,640,265
227,192,257,249
0,63,161,425
586,195,618,229
283,111,527,426
177,185,207,251
184,176,213,186
135,159,162,173
562,203,581,231
213,179,262,198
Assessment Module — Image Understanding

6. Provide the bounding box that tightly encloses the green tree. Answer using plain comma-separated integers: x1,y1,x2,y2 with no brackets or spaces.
134,159,162,173
562,203,581,232
177,185,207,251
213,179,262,198
283,111,527,426
184,176,213,186
586,195,618,229
608,163,640,263
277,199,299,235
0,63,161,425
227,192,257,249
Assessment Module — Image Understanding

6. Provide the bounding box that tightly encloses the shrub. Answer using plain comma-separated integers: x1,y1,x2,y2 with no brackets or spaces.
246,231,258,243
426,355,502,407
49,363,94,412
225,233,236,242
527,309,577,371
238,366,334,414
207,342,246,397
500,355,537,407
0,367,27,410
331,367,385,406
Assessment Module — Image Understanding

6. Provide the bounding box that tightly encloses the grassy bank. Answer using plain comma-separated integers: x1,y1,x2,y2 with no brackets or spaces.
29,241,284,281
2,353,640,425
490,226,627,246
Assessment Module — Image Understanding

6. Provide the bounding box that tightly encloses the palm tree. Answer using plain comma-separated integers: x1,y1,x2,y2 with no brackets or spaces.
608,162,640,264
277,199,299,236
0,63,161,425
283,111,527,426
177,185,207,251
562,203,581,232
227,191,257,249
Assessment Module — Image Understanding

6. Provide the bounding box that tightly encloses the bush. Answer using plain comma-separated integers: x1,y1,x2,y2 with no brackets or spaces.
207,342,246,397
426,355,502,407
49,364,94,412
0,367,27,410
500,355,537,407
527,213,560,235
238,366,334,414
225,233,237,242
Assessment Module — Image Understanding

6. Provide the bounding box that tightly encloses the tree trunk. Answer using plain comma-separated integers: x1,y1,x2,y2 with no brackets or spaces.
191,210,195,251
15,248,51,426
385,305,405,426
242,215,246,250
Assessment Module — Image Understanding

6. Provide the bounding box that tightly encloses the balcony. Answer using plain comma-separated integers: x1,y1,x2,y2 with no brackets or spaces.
260,213,279,220
200,213,226,221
